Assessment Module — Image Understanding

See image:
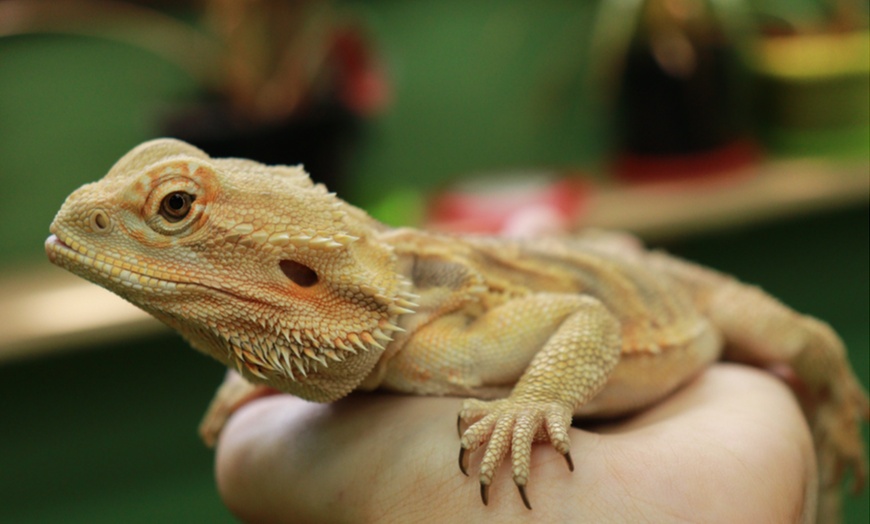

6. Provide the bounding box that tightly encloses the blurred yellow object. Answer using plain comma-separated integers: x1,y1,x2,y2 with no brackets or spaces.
757,31,870,79
755,30,870,131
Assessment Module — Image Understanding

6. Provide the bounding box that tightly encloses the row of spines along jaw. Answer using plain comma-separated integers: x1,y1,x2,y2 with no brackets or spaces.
230,290,420,381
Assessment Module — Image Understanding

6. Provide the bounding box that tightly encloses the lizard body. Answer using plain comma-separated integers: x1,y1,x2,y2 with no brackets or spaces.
46,139,868,516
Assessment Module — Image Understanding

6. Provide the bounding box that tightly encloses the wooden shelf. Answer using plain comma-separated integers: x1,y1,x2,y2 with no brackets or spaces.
583,159,870,239
1,159,867,362
0,268,167,361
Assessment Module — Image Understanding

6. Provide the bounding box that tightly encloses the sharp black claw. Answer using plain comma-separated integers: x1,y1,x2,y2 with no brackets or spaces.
459,447,469,476
480,483,489,505
517,484,532,510
457,414,462,437
563,451,575,472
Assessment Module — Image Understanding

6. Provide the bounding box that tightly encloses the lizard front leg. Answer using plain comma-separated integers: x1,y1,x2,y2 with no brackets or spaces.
200,370,278,447
383,293,623,508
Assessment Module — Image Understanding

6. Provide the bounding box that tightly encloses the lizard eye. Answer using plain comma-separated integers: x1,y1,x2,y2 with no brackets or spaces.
143,168,208,236
160,191,195,222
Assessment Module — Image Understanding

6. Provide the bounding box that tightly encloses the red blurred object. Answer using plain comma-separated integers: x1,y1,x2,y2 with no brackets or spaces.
613,139,762,183
331,27,391,116
428,176,590,235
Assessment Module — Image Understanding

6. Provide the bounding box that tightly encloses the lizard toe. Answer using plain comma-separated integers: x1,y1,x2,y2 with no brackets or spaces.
457,397,576,509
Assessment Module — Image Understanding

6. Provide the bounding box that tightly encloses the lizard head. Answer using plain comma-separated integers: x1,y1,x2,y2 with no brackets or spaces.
46,138,415,401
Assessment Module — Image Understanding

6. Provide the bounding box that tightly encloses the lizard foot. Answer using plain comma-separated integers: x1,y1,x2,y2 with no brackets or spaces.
457,397,574,509
199,371,277,447
813,378,870,493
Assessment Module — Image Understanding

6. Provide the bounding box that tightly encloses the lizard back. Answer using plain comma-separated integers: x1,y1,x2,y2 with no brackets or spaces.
386,229,711,356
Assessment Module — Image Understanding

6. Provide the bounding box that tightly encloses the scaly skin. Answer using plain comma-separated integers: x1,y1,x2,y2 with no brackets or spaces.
46,139,868,519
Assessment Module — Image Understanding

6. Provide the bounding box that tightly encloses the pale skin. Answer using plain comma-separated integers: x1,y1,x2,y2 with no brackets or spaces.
215,364,817,523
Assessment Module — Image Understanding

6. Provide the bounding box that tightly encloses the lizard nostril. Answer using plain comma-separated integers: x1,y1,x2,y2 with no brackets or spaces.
89,209,111,233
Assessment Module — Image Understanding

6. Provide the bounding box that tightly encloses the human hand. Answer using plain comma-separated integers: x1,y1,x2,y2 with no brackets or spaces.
215,364,815,523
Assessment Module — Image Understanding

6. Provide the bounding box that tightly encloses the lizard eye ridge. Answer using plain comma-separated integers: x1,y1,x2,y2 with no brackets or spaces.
160,191,195,222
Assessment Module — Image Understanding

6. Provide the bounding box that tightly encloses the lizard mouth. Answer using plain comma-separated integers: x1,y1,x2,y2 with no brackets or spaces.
45,233,70,255
45,229,260,306
45,230,191,293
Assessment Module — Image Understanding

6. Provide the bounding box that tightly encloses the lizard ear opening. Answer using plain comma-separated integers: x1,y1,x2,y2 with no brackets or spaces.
280,259,319,287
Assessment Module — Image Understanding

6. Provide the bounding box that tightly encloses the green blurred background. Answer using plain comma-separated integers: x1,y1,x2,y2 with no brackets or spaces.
0,0,867,522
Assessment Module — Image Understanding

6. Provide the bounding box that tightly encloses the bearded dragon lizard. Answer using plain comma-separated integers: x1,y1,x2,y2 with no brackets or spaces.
46,139,868,515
